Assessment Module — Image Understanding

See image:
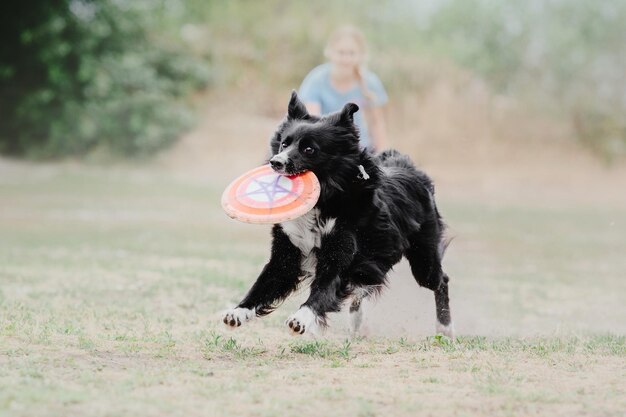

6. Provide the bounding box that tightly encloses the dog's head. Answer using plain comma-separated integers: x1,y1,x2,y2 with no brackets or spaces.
268,91,361,176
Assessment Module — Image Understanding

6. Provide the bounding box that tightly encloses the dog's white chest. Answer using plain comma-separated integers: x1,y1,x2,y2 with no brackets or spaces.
280,209,336,254
280,209,336,278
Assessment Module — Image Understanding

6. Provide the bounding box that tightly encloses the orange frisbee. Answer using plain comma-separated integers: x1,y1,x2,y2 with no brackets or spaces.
221,165,320,224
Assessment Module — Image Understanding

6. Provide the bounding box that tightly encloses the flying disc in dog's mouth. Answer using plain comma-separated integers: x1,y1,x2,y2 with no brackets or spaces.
221,165,320,224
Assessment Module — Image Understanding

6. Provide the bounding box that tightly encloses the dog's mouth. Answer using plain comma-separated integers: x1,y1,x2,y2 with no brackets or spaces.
275,168,307,177
271,163,307,177
286,169,308,177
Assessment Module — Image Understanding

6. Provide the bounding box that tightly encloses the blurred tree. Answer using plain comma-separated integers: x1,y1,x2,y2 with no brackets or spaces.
0,0,209,158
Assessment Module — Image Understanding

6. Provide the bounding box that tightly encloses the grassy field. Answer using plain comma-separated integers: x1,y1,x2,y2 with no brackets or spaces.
1,160,625,417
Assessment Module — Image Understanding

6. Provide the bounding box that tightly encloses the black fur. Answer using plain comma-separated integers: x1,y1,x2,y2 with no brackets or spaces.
229,91,453,335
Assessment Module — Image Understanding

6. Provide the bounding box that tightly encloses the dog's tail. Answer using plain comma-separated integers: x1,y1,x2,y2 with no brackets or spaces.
377,149,414,169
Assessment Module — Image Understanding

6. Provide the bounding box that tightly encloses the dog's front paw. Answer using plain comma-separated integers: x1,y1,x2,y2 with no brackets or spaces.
286,307,321,336
222,307,255,328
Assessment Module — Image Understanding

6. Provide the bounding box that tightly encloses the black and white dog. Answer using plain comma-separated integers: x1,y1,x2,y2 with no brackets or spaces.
223,92,453,338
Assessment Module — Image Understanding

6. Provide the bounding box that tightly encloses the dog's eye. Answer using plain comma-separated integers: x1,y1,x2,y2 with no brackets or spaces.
281,141,288,149
303,147,315,155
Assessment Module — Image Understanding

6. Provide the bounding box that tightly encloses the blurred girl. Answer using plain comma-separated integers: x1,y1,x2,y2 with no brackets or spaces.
299,26,388,150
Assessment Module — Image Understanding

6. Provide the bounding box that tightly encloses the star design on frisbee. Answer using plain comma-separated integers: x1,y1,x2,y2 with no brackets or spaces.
238,174,299,208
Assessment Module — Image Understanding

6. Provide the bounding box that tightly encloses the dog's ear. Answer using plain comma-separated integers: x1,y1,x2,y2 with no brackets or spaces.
339,102,359,125
287,90,309,120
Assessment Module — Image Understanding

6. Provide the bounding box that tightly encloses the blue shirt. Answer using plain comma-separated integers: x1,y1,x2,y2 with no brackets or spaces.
298,63,388,148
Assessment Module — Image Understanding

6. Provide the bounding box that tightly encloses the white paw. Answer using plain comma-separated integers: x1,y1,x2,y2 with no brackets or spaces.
285,307,321,336
436,321,455,339
222,307,255,328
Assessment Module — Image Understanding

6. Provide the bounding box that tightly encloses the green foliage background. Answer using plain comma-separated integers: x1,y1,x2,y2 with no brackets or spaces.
1,0,625,158
0,0,209,158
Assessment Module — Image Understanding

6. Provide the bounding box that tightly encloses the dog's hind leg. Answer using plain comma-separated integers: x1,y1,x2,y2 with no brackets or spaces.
346,262,388,337
349,290,369,337
349,296,364,337
434,273,454,338
405,229,454,338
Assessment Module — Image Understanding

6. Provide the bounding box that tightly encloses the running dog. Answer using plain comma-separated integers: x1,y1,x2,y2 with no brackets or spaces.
222,92,453,338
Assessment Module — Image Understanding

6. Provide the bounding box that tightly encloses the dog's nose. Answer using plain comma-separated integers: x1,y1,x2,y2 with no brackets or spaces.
270,159,284,170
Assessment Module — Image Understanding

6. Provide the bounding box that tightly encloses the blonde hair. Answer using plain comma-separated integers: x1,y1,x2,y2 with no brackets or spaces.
324,25,369,62
324,26,376,103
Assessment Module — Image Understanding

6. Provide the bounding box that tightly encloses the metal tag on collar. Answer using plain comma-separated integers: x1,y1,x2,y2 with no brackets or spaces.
357,165,370,180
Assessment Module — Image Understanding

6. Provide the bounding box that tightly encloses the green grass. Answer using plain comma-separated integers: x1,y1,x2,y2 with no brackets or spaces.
0,162,624,417
289,339,352,360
